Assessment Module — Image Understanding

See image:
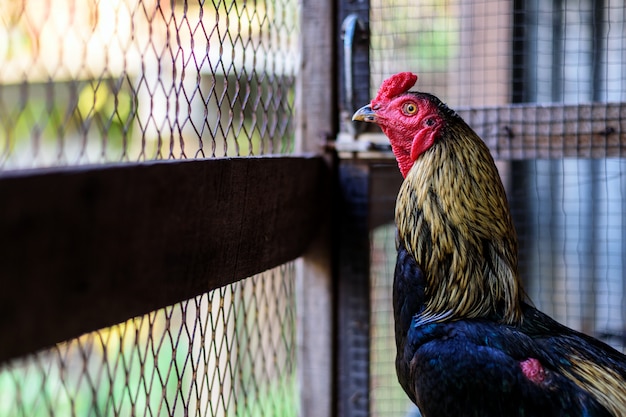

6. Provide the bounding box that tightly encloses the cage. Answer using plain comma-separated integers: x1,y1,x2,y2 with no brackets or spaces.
363,1,626,416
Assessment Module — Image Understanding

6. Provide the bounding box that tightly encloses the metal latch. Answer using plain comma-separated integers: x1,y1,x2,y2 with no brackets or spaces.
338,14,388,158
341,14,367,121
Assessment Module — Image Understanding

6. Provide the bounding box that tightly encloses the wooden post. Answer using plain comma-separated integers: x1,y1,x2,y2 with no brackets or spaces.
295,0,336,416
336,162,372,417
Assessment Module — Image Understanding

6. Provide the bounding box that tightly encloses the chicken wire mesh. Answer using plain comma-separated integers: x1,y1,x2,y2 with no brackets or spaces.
0,265,298,417
0,0,299,170
368,0,626,416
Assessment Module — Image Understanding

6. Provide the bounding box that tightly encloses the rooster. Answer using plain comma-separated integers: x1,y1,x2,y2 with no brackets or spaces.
353,72,626,417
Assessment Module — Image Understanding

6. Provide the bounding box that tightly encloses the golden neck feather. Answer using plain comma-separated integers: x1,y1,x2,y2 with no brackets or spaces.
395,124,523,324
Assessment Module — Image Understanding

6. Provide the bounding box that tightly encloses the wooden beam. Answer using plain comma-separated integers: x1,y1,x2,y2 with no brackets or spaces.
294,0,336,416
336,162,371,417
0,155,328,362
459,102,626,159
343,102,626,160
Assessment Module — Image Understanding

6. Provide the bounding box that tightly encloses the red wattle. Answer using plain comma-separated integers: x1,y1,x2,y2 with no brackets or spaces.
410,130,435,162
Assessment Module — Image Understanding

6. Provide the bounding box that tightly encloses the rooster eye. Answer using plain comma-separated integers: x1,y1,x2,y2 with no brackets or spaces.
403,102,417,115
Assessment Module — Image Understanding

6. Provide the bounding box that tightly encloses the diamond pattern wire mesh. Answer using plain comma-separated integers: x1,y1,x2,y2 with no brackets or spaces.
369,1,626,416
0,0,299,170
0,264,298,417
1,1,301,416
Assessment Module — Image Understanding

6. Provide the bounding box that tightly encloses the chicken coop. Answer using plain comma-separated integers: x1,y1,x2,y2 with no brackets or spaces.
0,0,625,416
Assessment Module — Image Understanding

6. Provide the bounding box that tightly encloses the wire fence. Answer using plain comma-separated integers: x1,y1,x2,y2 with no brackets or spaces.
0,1,301,416
369,0,626,416
0,0,299,170
0,265,298,417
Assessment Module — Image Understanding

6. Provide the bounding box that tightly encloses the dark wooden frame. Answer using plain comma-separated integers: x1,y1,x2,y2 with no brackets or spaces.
0,155,329,362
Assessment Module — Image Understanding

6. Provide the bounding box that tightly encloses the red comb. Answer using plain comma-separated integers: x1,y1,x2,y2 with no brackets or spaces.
372,72,418,106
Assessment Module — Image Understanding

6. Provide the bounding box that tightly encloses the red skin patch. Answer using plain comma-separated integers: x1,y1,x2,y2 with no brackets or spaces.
520,358,546,384
367,72,442,178
374,94,443,178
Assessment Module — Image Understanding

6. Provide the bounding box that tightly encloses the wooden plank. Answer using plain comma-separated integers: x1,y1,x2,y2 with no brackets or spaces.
343,102,626,159
0,155,328,363
458,102,626,158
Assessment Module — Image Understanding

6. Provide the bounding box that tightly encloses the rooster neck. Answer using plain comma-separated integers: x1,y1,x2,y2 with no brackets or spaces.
395,127,523,325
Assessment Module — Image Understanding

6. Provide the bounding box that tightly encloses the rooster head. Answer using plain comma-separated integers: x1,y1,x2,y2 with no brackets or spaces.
352,72,448,178
353,72,524,325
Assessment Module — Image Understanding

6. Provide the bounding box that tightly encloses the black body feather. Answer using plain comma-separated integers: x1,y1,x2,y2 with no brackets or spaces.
394,241,626,417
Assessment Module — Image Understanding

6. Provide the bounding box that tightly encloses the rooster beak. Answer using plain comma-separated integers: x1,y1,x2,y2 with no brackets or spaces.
352,104,377,123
